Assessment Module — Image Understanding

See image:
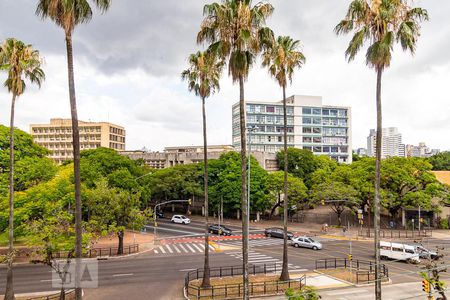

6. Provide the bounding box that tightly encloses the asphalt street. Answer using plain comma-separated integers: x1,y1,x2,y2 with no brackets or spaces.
1,220,449,300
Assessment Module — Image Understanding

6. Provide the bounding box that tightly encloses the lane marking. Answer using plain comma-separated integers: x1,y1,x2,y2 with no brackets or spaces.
185,244,196,253
178,243,189,253
112,273,134,277
40,279,61,282
165,244,173,254
172,244,181,253
192,243,203,252
160,246,166,254
179,268,196,272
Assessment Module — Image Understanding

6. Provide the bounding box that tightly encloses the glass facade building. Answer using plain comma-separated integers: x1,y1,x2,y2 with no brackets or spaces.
232,95,352,163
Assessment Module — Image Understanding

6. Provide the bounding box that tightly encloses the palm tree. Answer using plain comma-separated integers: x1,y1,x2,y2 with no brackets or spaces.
0,38,45,300
198,1,273,297
262,35,305,281
335,1,428,298
181,50,224,287
36,1,111,299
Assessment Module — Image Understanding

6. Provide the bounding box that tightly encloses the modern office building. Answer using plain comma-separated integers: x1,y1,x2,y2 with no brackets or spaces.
30,118,126,164
367,127,405,158
120,146,279,171
232,95,352,163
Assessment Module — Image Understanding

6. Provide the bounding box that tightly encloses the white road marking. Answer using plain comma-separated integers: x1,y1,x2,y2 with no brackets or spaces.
40,279,61,282
172,244,181,253
192,243,203,252
325,289,369,296
112,273,134,277
185,244,196,253
179,268,196,272
178,243,189,253
159,246,166,254
165,244,173,253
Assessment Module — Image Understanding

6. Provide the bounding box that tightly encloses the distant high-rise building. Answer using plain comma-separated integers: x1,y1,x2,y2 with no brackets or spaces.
232,95,352,163
406,142,440,158
30,118,125,164
367,127,405,158
354,148,367,156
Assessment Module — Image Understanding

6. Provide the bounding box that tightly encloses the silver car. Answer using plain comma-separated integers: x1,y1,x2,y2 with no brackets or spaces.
291,236,322,250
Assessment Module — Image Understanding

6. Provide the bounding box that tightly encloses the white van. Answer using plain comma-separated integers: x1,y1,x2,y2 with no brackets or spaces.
380,241,420,264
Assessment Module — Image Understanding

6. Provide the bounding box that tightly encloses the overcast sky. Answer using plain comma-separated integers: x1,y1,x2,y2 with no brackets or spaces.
0,0,449,151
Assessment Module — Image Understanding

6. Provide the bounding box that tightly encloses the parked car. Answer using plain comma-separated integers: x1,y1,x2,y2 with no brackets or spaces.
156,211,165,218
380,241,420,264
264,227,294,240
208,224,233,236
171,215,191,224
411,243,439,260
291,236,322,250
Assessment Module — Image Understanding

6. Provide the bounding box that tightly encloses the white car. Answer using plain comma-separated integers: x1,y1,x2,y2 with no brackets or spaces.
171,215,191,224
291,236,322,250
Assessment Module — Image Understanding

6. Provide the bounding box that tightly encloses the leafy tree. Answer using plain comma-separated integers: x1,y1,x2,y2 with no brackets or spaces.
208,152,269,217
0,126,55,197
335,1,428,297
311,181,359,226
0,38,45,300
87,179,152,254
182,50,224,287
278,148,336,188
198,1,274,295
36,2,112,297
262,35,305,281
380,157,444,218
266,171,307,219
428,152,450,171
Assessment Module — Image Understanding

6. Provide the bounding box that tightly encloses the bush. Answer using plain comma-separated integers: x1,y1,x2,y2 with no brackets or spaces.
440,218,449,230
285,286,321,300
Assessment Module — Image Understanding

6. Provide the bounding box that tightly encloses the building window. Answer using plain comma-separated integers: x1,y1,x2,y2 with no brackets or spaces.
303,127,312,133
313,117,322,125
278,136,282,142
303,117,312,124
266,106,275,113
313,146,322,153
313,137,322,143
313,127,321,134
303,146,312,151
312,108,321,115
267,126,275,132
303,137,312,143
302,107,311,115
323,146,330,152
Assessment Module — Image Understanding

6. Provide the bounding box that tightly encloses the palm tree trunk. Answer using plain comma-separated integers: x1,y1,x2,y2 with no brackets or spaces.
5,93,17,300
239,75,249,299
201,96,211,288
117,230,124,255
65,33,83,300
280,85,290,281
374,67,383,300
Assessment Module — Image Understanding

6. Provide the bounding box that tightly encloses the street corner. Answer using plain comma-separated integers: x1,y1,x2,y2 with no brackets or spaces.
304,271,353,290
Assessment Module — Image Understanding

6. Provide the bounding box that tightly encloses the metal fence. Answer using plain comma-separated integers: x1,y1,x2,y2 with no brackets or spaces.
315,258,389,284
357,229,432,238
185,263,306,300
53,244,139,259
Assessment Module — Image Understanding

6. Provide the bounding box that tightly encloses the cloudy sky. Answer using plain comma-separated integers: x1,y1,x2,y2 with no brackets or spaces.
0,0,449,151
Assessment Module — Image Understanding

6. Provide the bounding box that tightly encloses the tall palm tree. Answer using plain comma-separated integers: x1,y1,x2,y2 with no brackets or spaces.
262,35,305,281
182,50,224,287
0,38,45,300
335,1,428,298
198,1,273,297
36,1,111,299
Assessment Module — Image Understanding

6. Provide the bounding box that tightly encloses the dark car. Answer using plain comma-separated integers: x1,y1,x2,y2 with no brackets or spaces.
264,227,294,240
208,224,233,236
156,211,164,218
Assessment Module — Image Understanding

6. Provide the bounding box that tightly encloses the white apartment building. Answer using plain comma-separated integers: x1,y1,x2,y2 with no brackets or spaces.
232,95,352,163
406,143,440,158
367,127,405,158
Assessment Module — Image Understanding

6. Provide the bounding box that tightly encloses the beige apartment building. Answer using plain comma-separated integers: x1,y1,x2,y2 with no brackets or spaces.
30,118,125,164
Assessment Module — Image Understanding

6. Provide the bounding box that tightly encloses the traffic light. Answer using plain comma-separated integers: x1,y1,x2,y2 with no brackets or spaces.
348,254,353,261
321,199,325,206
422,279,430,293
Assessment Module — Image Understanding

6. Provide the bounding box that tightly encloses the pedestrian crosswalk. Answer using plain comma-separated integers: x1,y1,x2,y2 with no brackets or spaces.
153,243,214,255
227,250,307,272
222,238,285,248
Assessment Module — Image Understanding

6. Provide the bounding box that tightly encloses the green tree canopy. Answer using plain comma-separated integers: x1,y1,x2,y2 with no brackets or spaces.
428,152,450,171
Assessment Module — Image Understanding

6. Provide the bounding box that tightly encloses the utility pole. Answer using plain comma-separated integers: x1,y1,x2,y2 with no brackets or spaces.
419,205,421,232
247,126,258,250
